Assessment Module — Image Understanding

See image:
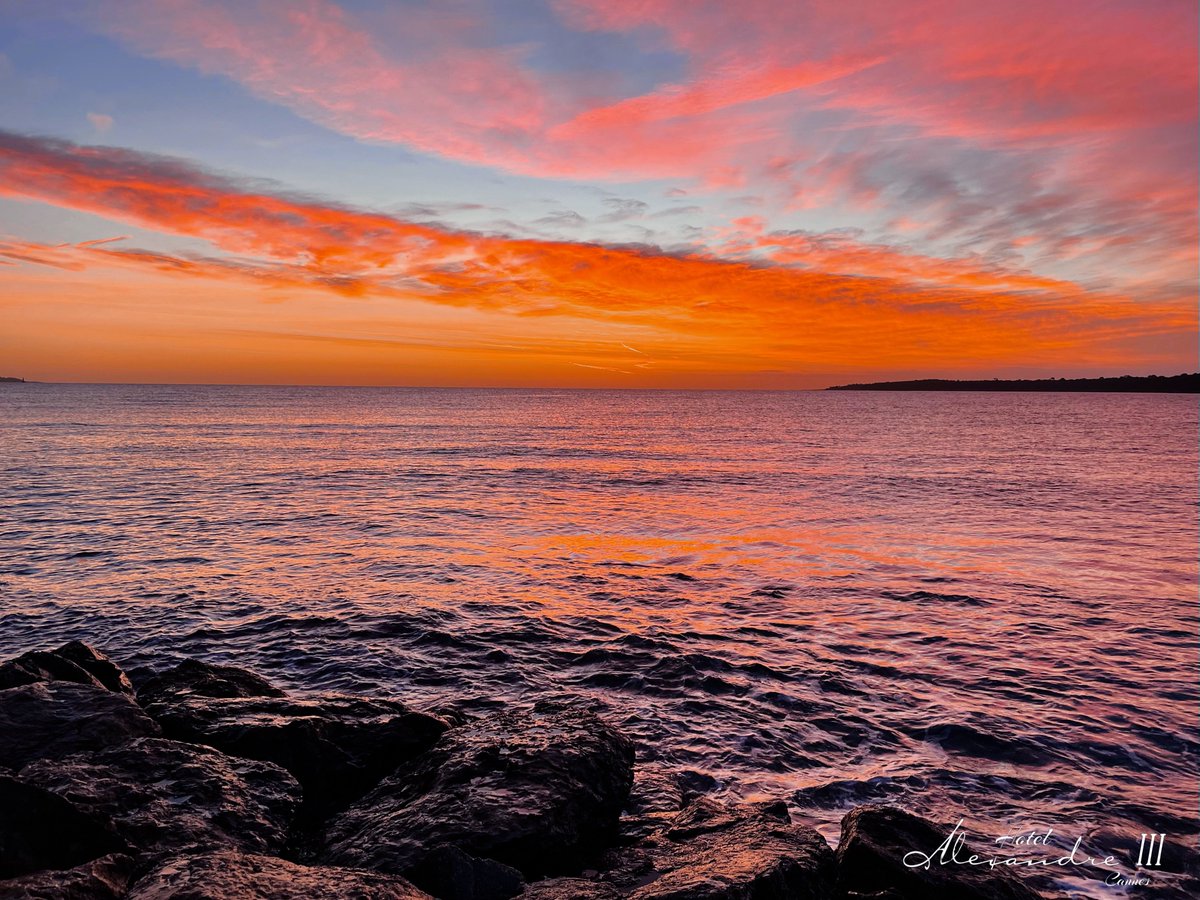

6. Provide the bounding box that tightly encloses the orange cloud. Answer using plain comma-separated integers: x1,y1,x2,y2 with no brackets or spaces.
1,130,1194,385
63,0,1195,300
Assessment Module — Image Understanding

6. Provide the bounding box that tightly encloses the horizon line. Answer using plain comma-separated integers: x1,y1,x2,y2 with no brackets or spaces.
3,372,1197,392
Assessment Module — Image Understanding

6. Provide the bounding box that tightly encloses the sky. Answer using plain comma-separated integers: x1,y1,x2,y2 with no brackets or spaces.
0,0,1196,388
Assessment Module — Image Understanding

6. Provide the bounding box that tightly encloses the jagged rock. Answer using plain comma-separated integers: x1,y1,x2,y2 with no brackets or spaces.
0,641,135,695
602,798,836,899
322,702,635,878
519,878,621,899
0,853,135,899
627,767,687,816
0,773,126,878
0,681,160,770
125,851,433,899
405,845,525,900
55,641,137,695
621,766,689,840
837,805,1044,900
20,737,301,857
136,658,287,706
145,693,448,815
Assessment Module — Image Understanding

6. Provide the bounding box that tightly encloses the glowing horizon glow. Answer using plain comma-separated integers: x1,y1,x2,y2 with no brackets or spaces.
0,0,1195,387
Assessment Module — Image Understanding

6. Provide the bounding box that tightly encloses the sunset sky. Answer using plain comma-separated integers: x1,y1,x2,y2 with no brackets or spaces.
1,0,1196,387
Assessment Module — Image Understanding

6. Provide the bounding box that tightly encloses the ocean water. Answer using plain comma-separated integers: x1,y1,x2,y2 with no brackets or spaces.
1,385,1196,897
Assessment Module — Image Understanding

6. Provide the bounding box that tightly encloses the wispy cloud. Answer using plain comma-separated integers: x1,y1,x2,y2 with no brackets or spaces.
62,0,1196,291
0,130,1193,375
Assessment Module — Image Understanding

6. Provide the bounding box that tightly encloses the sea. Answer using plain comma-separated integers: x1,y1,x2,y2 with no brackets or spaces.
1,384,1196,898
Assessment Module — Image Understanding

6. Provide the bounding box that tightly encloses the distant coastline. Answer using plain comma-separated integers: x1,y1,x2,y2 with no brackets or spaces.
0,376,27,383
826,373,1199,393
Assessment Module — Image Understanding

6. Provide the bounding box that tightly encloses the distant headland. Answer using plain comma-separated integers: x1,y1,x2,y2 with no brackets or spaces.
0,376,28,383
827,373,1199,393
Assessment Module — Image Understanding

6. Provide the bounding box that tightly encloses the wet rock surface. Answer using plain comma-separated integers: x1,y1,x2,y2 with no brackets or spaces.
0,681,160,770
0,645,1051,900
145,693,448,815
600,798,837,899
322,702,635,878
619,766,690,841
136,658,287,706
0,853,135,900
0,641,135,695
520,878,622,899
125,851,433,899
0,773,126,878
837,805,1043,900
405,845,526,900
19,737,302,857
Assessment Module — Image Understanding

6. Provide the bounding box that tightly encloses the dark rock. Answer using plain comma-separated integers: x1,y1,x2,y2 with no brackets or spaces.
55,641,137,695
519,878,621,899
0,650,98,692
125,850,433,899
145,693,448,815
0,773,126,878
406,845,525,900
0,853,135,900
602,798,836,899
837,805,1044,900
0,681,160,770
621,767,690,840
627,767,687,817
322,702,635,878
136,658,286,706
20,737,301,857
0,641,134,695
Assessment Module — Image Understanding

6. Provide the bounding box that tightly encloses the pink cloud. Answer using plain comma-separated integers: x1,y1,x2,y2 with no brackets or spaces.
46,0,1198,298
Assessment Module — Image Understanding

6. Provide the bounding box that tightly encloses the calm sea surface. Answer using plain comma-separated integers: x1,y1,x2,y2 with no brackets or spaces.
1,385,1196,897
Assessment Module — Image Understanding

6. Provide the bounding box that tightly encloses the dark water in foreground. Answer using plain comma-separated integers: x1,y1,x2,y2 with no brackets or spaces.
1,385,1196,897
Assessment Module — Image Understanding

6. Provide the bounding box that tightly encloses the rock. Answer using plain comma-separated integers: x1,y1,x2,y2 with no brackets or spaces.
0,641,135,695
0,853,135,900
405,845,525,900
54,641,137,695
125,850,433,899
322,702,635,878
145,693,448,815
621,766,689,840
837,805,1044,900
0,682,160,770
519,878,621,899
136,658,286,706
20,737,301,857
627,767,687,817
0,773,127,878
603,798,836,899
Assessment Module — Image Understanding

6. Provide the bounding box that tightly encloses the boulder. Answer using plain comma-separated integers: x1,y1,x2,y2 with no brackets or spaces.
601,798,836,899
322,702,635,878
0,641,135,695
837,805,1044,900
20,738,301,857
0,853,134,900
405,845,525,900
126,850,433,899
0,773,126,878
145,693,448,815
0,681,160,770
136,658,286,706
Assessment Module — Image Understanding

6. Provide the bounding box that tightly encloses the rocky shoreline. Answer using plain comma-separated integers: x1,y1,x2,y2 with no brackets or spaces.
0,641,1045,899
